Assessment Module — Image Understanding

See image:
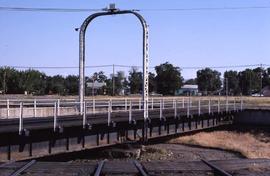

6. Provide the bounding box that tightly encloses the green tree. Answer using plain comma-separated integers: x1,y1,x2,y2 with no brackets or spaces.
0,67,22,94
128,67,142,94
149,72,156,93
185,79,197,85
46,75,66,95
197,68,222,95
155,62,183,95
224,70,240,95
20,69,47,95
65,75,78,95
238,68,261,95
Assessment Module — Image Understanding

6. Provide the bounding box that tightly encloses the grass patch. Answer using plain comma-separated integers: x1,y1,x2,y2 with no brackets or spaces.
169,131,270,159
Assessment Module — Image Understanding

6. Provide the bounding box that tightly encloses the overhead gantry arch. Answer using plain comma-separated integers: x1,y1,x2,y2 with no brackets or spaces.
78,5,149,122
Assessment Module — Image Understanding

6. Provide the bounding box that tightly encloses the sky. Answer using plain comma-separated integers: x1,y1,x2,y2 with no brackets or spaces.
1,0,270,79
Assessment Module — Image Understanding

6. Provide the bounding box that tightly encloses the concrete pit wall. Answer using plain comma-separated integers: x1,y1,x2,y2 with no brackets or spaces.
234,109,270,125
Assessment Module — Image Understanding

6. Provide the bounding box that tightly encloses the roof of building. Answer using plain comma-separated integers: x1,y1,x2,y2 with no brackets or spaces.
86,81,106,89
181,84,198,89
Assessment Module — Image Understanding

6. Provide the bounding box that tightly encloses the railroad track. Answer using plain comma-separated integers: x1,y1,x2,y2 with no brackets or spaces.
1,158,269,176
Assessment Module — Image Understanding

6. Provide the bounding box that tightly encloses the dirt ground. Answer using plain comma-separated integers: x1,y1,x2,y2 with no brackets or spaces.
169,126,270,159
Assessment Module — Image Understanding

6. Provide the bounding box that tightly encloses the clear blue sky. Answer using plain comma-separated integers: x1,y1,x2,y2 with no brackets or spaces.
1,0,270,79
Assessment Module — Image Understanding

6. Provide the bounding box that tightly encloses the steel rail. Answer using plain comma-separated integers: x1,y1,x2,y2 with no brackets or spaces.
93,160,106,176
9,160,36,176
201,159,232,176
133,160,148,176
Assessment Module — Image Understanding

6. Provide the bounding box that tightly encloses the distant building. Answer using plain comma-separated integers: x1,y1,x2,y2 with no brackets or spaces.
175,84,199,96
86,81,106,95
262,86,270,97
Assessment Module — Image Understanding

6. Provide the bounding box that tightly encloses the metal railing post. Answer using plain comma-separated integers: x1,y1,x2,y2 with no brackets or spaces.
174,99,177,118
125,98,127,111
151,98,154,110
234,97,236,111
218,98,220,113
34,99,37,117
57,99,60,116
159,99,162,120
162,98,165,109
83,101,86,128
129,100,132,123
208,99,211,115
198,98,201,116
240,97,243,111
19,102,23,135
93,99,96,114
54,102,58,132
187,98,190,117
226,98,229,112
108,100,111,126
6,99,10,119
182,97,185,108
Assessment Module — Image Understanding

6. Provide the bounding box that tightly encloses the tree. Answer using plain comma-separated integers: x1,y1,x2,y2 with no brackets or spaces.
185,79,197,85
20,69,47,95
224,70,240,95
155,62,183,95
197,68,222,95
238,68,263,95
46,75,66,95
263,67,270,87
0,67,21,94
149,72,157,93
65,75,78,95
128,67,142,94
114,71,127,95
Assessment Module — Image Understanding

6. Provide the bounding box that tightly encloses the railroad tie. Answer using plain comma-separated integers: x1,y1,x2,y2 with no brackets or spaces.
201,159,232,176
133,160,148,176
9,160,36,176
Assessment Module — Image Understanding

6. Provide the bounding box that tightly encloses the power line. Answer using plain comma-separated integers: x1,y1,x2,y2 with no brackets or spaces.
1,64,268,70
1,6,270,13
0,7,101,12
138,6,270,12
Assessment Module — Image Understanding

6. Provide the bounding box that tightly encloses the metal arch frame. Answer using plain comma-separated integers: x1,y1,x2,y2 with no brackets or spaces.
79,10,149,120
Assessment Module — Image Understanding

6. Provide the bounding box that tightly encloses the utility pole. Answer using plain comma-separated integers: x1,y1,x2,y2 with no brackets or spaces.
112,64,115,96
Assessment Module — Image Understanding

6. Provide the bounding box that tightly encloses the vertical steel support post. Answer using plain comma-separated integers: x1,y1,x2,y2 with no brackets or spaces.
198,98,201,116
182,97,185,108
93,99,95,114
57,99,60,116
240,96,243,111
125,98,127,111
226,98,229,113
129,100,132,123
19,102,23,135
83,101,86,128
108,100,112,126
234,97,236,111
159,99,162,120
54,102,58,132
218,98,220,113
187,98,190,117
174,99,177,118
6,99,9,119
151,98,154,110
34,99,37,117
208,99,211,115
139,99,141,110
